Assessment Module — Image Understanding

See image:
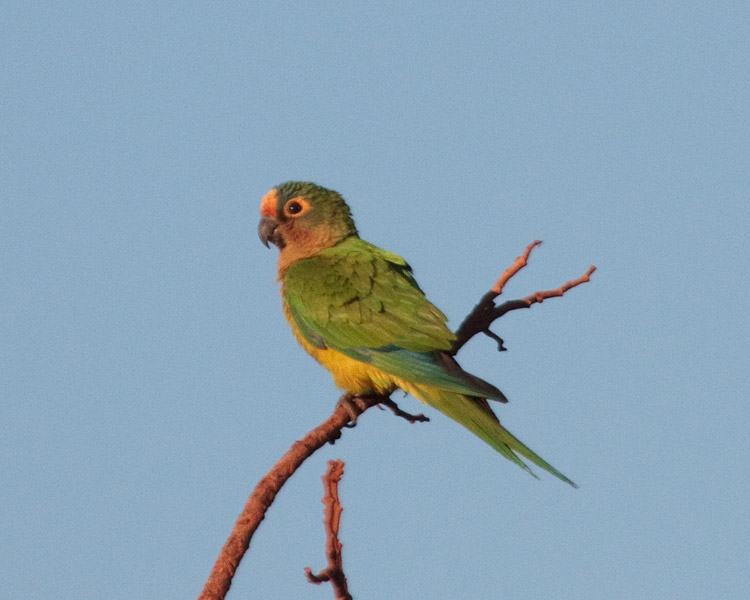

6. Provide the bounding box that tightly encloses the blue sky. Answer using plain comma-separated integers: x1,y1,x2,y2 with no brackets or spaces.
2,2,748,598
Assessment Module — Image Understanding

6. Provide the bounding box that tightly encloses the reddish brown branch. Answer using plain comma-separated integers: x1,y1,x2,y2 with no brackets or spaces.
452,242,595,354
491,239,542,295
304,460,352,600
197,397,376,600
515,265,596,309
197,394,414,600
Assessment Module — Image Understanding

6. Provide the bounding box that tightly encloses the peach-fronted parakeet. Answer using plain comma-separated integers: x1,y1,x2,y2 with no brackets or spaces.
258,181,575,486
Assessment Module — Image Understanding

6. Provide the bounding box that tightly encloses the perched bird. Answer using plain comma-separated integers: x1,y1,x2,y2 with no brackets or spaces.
259,181,575,486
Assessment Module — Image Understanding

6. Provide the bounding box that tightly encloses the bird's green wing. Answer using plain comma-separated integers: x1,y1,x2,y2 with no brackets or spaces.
284,237,506,400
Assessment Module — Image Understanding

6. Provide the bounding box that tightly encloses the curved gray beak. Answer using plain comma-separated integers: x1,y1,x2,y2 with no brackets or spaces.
258,215,282,248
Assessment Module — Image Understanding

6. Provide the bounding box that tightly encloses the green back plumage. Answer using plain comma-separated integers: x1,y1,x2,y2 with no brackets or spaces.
285,237,452,352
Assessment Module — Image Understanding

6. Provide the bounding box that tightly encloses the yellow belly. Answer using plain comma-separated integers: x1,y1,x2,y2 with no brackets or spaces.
282,297,398,396
312,344,399,395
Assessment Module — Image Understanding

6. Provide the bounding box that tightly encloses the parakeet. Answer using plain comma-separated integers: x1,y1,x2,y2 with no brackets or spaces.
258,181,575,486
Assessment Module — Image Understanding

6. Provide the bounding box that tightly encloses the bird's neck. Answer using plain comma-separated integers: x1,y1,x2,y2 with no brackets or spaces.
276,232,357,279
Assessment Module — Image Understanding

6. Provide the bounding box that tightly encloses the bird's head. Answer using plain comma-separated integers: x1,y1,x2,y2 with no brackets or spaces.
258,181,358,267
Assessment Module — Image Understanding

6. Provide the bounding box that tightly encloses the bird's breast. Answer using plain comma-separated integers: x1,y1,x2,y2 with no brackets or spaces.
281,293,396,396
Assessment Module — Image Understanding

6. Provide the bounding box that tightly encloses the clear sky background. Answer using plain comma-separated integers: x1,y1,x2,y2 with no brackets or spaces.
2,2,748,599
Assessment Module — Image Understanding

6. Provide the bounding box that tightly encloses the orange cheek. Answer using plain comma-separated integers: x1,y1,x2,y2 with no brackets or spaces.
260,189,279,217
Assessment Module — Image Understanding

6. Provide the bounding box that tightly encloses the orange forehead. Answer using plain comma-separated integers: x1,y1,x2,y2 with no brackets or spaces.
260,189,279,217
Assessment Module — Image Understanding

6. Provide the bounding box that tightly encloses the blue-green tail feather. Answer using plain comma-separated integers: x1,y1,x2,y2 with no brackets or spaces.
408,383,577,487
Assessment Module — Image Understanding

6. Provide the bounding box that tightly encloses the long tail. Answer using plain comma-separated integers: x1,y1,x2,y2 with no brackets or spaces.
405,382,577,487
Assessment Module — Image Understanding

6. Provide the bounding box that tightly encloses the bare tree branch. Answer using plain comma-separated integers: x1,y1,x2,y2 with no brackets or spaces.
304,460,352,600
197,397,373,600
197,394,415,600
452,241,595,354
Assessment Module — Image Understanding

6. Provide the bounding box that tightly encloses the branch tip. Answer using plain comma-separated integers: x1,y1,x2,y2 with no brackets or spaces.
490,239,543,296
522,264,597,306
305,460,352,600
452,242,595,353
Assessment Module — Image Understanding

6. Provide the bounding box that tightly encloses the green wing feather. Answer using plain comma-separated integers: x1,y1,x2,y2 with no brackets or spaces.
286,238,451,351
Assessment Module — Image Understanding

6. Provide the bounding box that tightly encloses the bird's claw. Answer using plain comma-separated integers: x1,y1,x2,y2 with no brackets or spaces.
336,393,372,427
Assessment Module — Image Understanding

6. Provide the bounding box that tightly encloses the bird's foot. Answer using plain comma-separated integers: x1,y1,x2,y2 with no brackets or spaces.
334,393,428,435
336,393,376,428
377,397,430,424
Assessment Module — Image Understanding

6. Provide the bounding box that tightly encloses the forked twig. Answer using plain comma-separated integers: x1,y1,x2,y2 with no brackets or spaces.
452,241,595,354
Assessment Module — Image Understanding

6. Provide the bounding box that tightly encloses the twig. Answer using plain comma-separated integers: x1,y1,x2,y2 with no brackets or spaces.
493,265,597,321
304,460,352,600
491,239,543,296
452,241,595,354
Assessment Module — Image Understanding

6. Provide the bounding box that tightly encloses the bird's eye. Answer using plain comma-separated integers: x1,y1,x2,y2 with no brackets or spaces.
283,197,310,218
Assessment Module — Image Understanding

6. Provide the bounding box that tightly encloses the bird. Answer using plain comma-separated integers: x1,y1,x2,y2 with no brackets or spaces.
258,181,575,486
